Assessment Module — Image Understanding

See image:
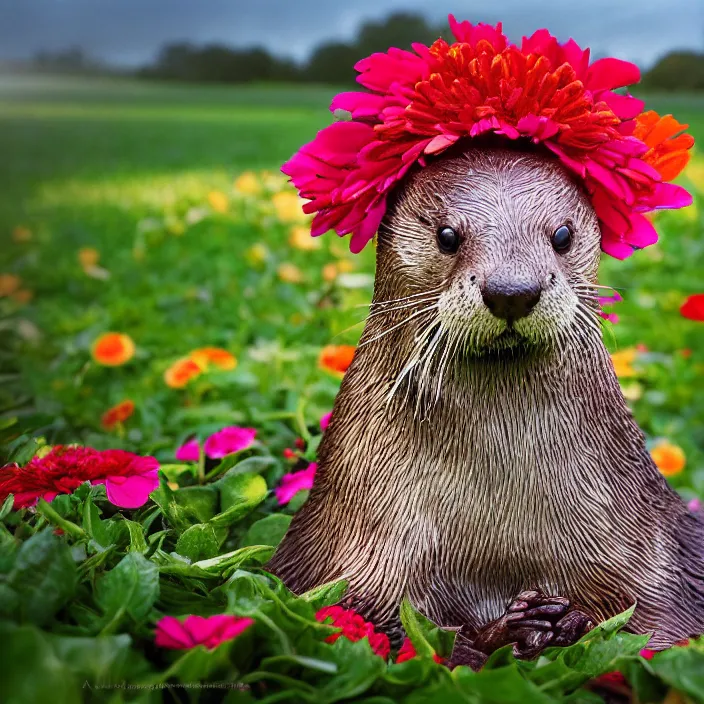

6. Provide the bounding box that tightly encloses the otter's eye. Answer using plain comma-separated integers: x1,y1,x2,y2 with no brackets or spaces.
551,224,573,254
437,226,460,255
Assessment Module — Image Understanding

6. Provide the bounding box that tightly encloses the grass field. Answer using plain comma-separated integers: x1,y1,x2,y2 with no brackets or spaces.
1,75,704,701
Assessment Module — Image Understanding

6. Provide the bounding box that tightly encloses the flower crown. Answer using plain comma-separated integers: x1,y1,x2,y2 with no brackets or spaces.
282,15,694,258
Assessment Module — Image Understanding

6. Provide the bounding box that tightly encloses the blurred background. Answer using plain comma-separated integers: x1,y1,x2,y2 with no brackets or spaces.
0,1,702,492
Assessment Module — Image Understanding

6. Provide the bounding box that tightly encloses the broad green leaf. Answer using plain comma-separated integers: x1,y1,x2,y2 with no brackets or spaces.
123,519,148,553
82,496,113,551
399,597,436,659
174,485,219,523
96,552,159,627
0,621,80,704
211,473,268,527
208,452,276,480
453,663,556,704
194,544,275,574
0,528,77,626
646,642,704,701
175,523,220,561
318,637,387,702
241,513,291,547
300,579,349,610
0,493,14,520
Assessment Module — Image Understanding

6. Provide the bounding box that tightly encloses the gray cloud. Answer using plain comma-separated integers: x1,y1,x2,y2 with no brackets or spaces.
0,0,701,68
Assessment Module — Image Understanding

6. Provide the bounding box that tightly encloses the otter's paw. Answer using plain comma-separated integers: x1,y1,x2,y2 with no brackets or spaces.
461,590,595,663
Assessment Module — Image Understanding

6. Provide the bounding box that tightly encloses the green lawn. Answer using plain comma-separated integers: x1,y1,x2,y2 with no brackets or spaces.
1,75,704,702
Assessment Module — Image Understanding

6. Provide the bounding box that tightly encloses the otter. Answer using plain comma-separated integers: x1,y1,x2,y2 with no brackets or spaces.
267,145,704,664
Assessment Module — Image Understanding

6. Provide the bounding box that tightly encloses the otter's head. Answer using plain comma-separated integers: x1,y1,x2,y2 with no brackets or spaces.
372,146,602,358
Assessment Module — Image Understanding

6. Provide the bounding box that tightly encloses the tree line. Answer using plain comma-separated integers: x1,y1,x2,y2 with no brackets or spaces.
23,12,704,90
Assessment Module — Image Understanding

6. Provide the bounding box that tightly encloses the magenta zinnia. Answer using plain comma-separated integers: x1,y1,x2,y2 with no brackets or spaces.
282,15,693,258
154,614,254,650
0,446,159,509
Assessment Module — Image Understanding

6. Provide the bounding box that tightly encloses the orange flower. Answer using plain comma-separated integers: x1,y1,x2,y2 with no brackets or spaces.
189,347,237,371
289,225,321,251
164,357,204,388
78,247,100,269
322,263,338,282
208,190,229,213
12,289,34,305
610,347,638,378
634,111,695,182
92,333,135,366
277,263,305,283
101,400,135,429
12,226,32,242
319,345,356,375
0,274,21,297
650,441,686,477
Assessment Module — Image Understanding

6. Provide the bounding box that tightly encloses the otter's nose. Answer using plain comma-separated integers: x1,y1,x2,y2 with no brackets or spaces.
482,283,541,322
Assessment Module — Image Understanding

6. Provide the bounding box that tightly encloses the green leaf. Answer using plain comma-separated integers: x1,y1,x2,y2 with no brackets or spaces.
300,579,348,610
399,597,436,659
95,552,159,628
208,454,277,481
453,663,556,704
82,496,113,551
194,544,275,574
211,473,268,527
123,519,148,553
0,621,81,704
0,528,77,626
175,523,221,561
174,485,219,523
0,493,14,520
241,514,291,547
646,641,704,701
318,637,387,702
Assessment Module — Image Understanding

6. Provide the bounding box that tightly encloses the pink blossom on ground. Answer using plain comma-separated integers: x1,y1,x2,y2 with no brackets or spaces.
688,498,701,512
175,438,201,462
155,614,254,650
0,446,159,510
275,462,317,505
320,412,332,431
202,426,257,459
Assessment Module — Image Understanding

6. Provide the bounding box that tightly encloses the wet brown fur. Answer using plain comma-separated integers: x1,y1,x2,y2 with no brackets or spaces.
267,146,704,648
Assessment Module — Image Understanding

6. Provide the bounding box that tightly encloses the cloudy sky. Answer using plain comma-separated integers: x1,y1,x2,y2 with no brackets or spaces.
0,0,701,69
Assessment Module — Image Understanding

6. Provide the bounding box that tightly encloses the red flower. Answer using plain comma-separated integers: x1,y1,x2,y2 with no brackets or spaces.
101,399,135,430
396,637,444,664
681,294,704,322
0,446,159,509
315,605,390,658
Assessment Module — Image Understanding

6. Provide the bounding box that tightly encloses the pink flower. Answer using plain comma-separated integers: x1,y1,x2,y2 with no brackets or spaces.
282,15,693,259
202,426,257,459
320,412,332,431
155,614,254,650
688,498,701,512
598,290,623,324
175,438,201,462
0,446,159,510
274,462,316,505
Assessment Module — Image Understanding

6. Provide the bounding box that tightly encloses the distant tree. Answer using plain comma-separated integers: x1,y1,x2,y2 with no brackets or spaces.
305,42,360,84
356,12,445,57
642,51,704,91
138,12,456,86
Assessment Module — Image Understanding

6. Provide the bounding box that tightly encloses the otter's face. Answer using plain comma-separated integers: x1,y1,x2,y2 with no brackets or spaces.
375,147,602,354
